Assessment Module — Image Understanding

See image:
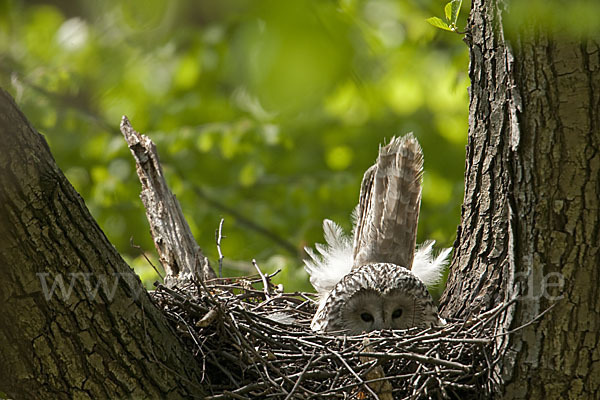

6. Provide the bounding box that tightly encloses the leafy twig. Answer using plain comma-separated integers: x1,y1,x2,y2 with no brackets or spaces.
427,0,465,33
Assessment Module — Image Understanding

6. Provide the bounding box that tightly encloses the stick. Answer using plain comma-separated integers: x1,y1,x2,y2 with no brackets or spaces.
216,218,225,278
252,259,271,299
284,353,315,400
129,237,163,280
329,349,380,400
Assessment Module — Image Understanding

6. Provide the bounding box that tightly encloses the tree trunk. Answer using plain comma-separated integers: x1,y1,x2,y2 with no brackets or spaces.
2,1,599,397
440,0,600,398
0,89,205,399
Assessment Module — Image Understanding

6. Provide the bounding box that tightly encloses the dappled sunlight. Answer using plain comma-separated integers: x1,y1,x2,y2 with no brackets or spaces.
0,0,469,291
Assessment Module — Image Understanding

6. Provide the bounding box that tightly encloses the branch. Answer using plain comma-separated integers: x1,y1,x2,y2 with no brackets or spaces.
216,218,225,277
120,116,216,286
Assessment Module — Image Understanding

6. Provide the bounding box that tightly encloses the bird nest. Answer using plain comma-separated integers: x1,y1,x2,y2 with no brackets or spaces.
151,271,509,399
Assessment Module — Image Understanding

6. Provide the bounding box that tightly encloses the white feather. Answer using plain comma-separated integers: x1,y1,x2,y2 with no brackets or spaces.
305,219,451,294
412,240,451,288
303,219,353,296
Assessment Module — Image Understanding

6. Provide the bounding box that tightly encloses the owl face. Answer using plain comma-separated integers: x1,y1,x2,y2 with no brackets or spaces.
337,288,430,334
311,263,439,335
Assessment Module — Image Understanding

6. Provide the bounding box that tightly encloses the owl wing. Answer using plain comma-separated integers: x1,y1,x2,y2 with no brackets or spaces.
352,133,423,270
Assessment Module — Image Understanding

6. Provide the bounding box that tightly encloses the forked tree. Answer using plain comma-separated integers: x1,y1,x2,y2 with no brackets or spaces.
0,0,598,398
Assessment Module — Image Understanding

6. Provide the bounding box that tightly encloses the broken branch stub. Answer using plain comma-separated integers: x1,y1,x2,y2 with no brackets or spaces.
120,116,216,287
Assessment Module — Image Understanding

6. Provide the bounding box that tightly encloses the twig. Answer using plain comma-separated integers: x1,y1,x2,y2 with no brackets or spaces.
493,302,557,337
329,349,380,400
216,218,225,278
196,308,219,328
466,297,517,334
284,353,315,400
129,237,163,280
152,274,514,399
252,259,272,299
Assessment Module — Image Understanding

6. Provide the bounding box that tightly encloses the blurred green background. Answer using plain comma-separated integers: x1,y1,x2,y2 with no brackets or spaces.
0,0,469,292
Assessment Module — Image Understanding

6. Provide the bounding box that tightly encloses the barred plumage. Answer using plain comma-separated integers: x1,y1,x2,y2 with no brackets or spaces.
311,263,440,334
305,134,450,334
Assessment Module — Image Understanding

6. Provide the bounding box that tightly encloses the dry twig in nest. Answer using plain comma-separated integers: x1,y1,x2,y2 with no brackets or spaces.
119,118,514,398
151,275,513,399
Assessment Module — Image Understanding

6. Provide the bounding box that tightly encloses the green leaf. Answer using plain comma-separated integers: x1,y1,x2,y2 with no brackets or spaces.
426,17,453,31
450,0,463,26
444,2,453,22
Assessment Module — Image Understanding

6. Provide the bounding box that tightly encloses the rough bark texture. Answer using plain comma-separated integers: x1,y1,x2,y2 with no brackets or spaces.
440,0,600,398
0,89,205,399
120,116,216,287
439,0,517,320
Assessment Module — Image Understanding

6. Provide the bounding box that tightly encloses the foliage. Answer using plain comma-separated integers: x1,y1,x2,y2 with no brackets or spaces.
427,0,463,33
0,0,469,291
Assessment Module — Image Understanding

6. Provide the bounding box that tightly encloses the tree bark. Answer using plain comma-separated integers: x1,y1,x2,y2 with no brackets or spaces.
0,89,205,399
2,1,599,397
440,0,600,398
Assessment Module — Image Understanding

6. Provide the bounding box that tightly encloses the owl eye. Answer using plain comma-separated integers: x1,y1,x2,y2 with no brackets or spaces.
360,312,374,322
392,309,403,319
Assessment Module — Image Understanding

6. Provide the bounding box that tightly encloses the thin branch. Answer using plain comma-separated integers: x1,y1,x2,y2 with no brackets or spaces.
284,353,315,400
129,237,163,281
357,352,471,372
216,218,225,278
492,302,557,337
252,259,272,299
329,349,380,400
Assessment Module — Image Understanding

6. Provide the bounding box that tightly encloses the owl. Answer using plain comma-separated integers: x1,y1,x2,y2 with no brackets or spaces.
304,134,451,335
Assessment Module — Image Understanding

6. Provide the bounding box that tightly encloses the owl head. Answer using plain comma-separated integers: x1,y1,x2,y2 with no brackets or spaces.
311,263,440,335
